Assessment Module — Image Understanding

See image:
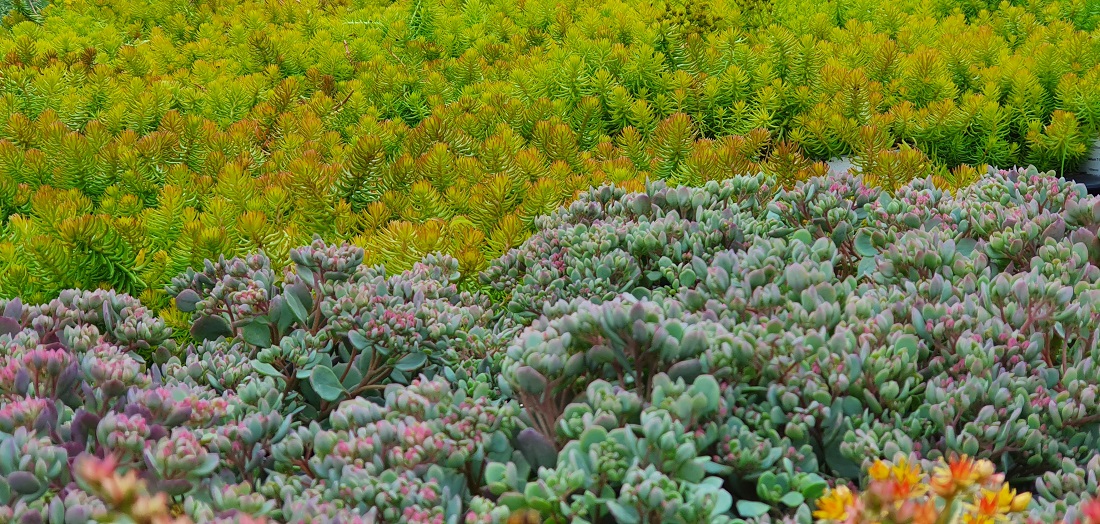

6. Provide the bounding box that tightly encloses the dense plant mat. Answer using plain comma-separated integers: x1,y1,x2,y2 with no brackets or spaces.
2,0,1100,301
2,168,1100,522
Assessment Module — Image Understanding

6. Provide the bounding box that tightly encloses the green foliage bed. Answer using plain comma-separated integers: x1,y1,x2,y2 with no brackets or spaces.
2,0,1100,303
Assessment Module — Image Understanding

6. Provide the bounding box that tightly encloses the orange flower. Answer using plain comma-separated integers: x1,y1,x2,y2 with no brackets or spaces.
813,485,856,522
967,483,1015,522
914,500,938,524
887,456,927,499
896,499,938,524
1080,497,1100,524
931,455,984,497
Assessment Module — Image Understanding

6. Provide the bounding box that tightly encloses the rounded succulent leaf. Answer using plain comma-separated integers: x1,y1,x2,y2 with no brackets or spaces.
309,366,346,402
513,366,548,395
190,315,232,342
516,428,558,472
7,471,41,495
174,289,202,313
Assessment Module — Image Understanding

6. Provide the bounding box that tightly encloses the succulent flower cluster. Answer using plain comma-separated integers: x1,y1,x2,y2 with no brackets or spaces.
3,168,1100,522
813,455,1033,524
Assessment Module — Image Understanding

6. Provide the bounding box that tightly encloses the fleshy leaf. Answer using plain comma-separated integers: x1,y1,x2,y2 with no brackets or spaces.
309,366,345,402
191,315,232,342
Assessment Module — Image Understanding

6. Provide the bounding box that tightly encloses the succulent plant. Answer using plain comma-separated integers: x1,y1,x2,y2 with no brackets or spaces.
7,0,1100,304
3,169,1100,522
479,169,1100,521
493,374,735,524
167,238,499,421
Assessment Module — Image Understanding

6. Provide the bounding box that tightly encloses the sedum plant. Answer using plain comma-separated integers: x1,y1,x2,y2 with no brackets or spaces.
485,167,1100,521
2,0,1100,302
165,237,498,420
0,284,522,522
3,169,1100,522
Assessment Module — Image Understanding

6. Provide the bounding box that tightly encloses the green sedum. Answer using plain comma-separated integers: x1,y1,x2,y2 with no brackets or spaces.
2,0,1100,301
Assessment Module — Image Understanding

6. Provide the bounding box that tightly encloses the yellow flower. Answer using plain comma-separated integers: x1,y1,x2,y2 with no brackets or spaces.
963,515,997,524
990,484,1018,513
869,459,890,481
973,459,996,482
1009,491,1032,512
891,456,923,486
813,485,856,521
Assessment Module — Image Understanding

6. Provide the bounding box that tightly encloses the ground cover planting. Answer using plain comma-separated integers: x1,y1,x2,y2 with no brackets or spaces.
2,168,1100,522
2,0,1100,301
4,0,1100,522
